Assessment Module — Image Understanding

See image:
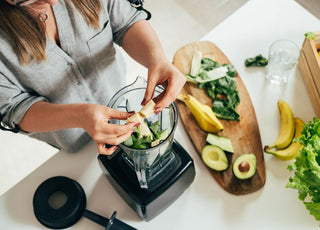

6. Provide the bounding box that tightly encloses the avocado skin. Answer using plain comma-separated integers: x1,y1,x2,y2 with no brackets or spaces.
232,153,256,180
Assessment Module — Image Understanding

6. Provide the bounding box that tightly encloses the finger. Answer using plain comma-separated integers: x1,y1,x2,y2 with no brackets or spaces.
107,129,135,146
108,108,135,120
97,143,118,155
142,80,156,106
98,122,139,141
155,78,186,112
153,89,175,114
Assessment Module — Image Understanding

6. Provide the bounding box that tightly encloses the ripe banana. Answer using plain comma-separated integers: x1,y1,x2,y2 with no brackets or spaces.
177,94,224,133
127,99,155,123
264,118,304,160
267,100,295,150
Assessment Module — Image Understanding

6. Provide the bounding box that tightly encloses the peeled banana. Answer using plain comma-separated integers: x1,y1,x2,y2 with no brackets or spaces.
267,100,295,150
265,117,304,160
127,99,155,123
177,94,224,133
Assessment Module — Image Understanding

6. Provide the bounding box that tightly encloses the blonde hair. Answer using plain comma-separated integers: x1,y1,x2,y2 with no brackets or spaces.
0,0,102,64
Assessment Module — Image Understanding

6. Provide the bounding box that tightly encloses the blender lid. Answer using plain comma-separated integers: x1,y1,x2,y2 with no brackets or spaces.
33,176,137,230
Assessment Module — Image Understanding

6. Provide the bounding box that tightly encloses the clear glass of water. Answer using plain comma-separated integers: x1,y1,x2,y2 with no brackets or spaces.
266,40,300,85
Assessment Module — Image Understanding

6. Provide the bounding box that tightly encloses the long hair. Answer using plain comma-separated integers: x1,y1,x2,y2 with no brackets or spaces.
0,0,102,64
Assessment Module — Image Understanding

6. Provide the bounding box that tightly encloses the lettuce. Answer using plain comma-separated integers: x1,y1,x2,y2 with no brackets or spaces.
287,117,320,221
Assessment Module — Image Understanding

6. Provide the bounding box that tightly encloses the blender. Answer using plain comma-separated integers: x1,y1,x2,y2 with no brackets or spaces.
98,77,195,221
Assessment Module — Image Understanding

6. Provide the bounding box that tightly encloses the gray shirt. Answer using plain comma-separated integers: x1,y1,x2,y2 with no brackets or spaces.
0,0,146,152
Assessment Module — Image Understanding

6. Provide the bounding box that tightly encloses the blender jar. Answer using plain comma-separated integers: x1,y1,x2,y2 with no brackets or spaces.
107,77,179,190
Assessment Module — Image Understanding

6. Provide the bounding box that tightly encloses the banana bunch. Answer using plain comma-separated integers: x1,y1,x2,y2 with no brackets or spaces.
264,100,304,160
177,94,224,133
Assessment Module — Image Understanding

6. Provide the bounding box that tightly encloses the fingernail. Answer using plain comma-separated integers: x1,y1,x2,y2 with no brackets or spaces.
155,107,161,115
128,111,135,114
141,98,146,106
112,146,118,151
134,123,140,127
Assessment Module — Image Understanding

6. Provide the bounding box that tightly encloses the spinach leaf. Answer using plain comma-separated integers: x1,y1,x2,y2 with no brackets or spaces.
187,57,240,121
212,100,240,121
244,54,268,67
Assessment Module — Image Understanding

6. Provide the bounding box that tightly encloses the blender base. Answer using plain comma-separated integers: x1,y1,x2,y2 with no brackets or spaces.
98,140,195,221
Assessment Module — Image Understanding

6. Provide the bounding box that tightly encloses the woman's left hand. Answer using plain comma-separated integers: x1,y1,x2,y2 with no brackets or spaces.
142,60,186,113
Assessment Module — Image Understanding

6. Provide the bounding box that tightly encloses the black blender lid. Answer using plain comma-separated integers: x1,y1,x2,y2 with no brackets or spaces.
33,176,137,230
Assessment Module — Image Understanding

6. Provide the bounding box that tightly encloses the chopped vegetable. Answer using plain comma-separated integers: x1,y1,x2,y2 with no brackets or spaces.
199,73,240,121
244,54,268,67
187,54,240,121
305,32,316,40
286,117,320,221
123,120,168,149
206,133,234,153
190,50,202,77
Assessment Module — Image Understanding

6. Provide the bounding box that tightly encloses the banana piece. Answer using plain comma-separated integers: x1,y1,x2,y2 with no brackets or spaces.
139,100,156,118
268,100,295,149
127,112,144,123
177,94,224,133
127,99,155,123
138,121,153,139
264,118,304,160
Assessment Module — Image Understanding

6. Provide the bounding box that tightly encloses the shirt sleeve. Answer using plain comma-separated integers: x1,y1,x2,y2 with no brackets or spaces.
0,72,48,133
107,0,147,46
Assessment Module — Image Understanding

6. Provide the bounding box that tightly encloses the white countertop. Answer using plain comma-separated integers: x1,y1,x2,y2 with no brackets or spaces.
1,0,320,229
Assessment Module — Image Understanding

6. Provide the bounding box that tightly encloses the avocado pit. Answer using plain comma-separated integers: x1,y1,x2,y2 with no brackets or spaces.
233,153,257,180
238,161,250,172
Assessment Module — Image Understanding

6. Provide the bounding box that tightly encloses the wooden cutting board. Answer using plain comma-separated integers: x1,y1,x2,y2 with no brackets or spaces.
173,41,266,195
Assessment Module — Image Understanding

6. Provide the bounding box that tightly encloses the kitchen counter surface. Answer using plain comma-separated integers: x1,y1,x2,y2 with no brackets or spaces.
2,0,320,229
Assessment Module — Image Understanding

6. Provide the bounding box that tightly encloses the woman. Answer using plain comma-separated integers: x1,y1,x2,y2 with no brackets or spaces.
0,0,186,155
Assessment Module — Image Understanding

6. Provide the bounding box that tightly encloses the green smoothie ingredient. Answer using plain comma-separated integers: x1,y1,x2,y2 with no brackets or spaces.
201,145,228,171
232,153,256,180
244,54,268,67
206,133,234,153
187,52,240,121
286,117,320,221
123,120,168,149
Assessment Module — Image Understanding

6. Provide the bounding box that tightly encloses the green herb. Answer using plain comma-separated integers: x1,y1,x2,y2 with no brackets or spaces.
305,32,316,40
286,117,320,221
244,54,268,67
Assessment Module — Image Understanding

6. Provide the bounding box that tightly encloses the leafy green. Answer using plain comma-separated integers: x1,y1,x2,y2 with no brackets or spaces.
287,117,320,221
244,54,268,67
187,56,240,121
305,32,316,40
123,120,168,149
198,73,240,120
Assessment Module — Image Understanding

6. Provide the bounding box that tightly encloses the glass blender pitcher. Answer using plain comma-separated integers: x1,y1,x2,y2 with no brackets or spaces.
107,77,179,190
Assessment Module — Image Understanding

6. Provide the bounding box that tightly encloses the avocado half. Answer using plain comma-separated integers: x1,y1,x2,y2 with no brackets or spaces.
201,145,228,171
232,153,256,180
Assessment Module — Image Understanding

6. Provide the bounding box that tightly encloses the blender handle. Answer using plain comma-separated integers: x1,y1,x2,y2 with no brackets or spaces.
83,210,138,230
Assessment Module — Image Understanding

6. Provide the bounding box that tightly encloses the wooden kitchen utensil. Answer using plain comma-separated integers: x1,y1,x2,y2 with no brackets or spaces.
173,41,266,195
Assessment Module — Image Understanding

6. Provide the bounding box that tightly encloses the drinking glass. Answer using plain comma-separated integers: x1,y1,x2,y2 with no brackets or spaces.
266,40,300,85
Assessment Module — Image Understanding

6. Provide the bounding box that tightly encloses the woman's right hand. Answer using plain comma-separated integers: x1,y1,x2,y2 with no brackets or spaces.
79,104,139,155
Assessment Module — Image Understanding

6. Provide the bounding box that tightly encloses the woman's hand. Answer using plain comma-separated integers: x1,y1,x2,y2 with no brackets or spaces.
121,20,186,112
142,60,186,113
79,104,139,155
